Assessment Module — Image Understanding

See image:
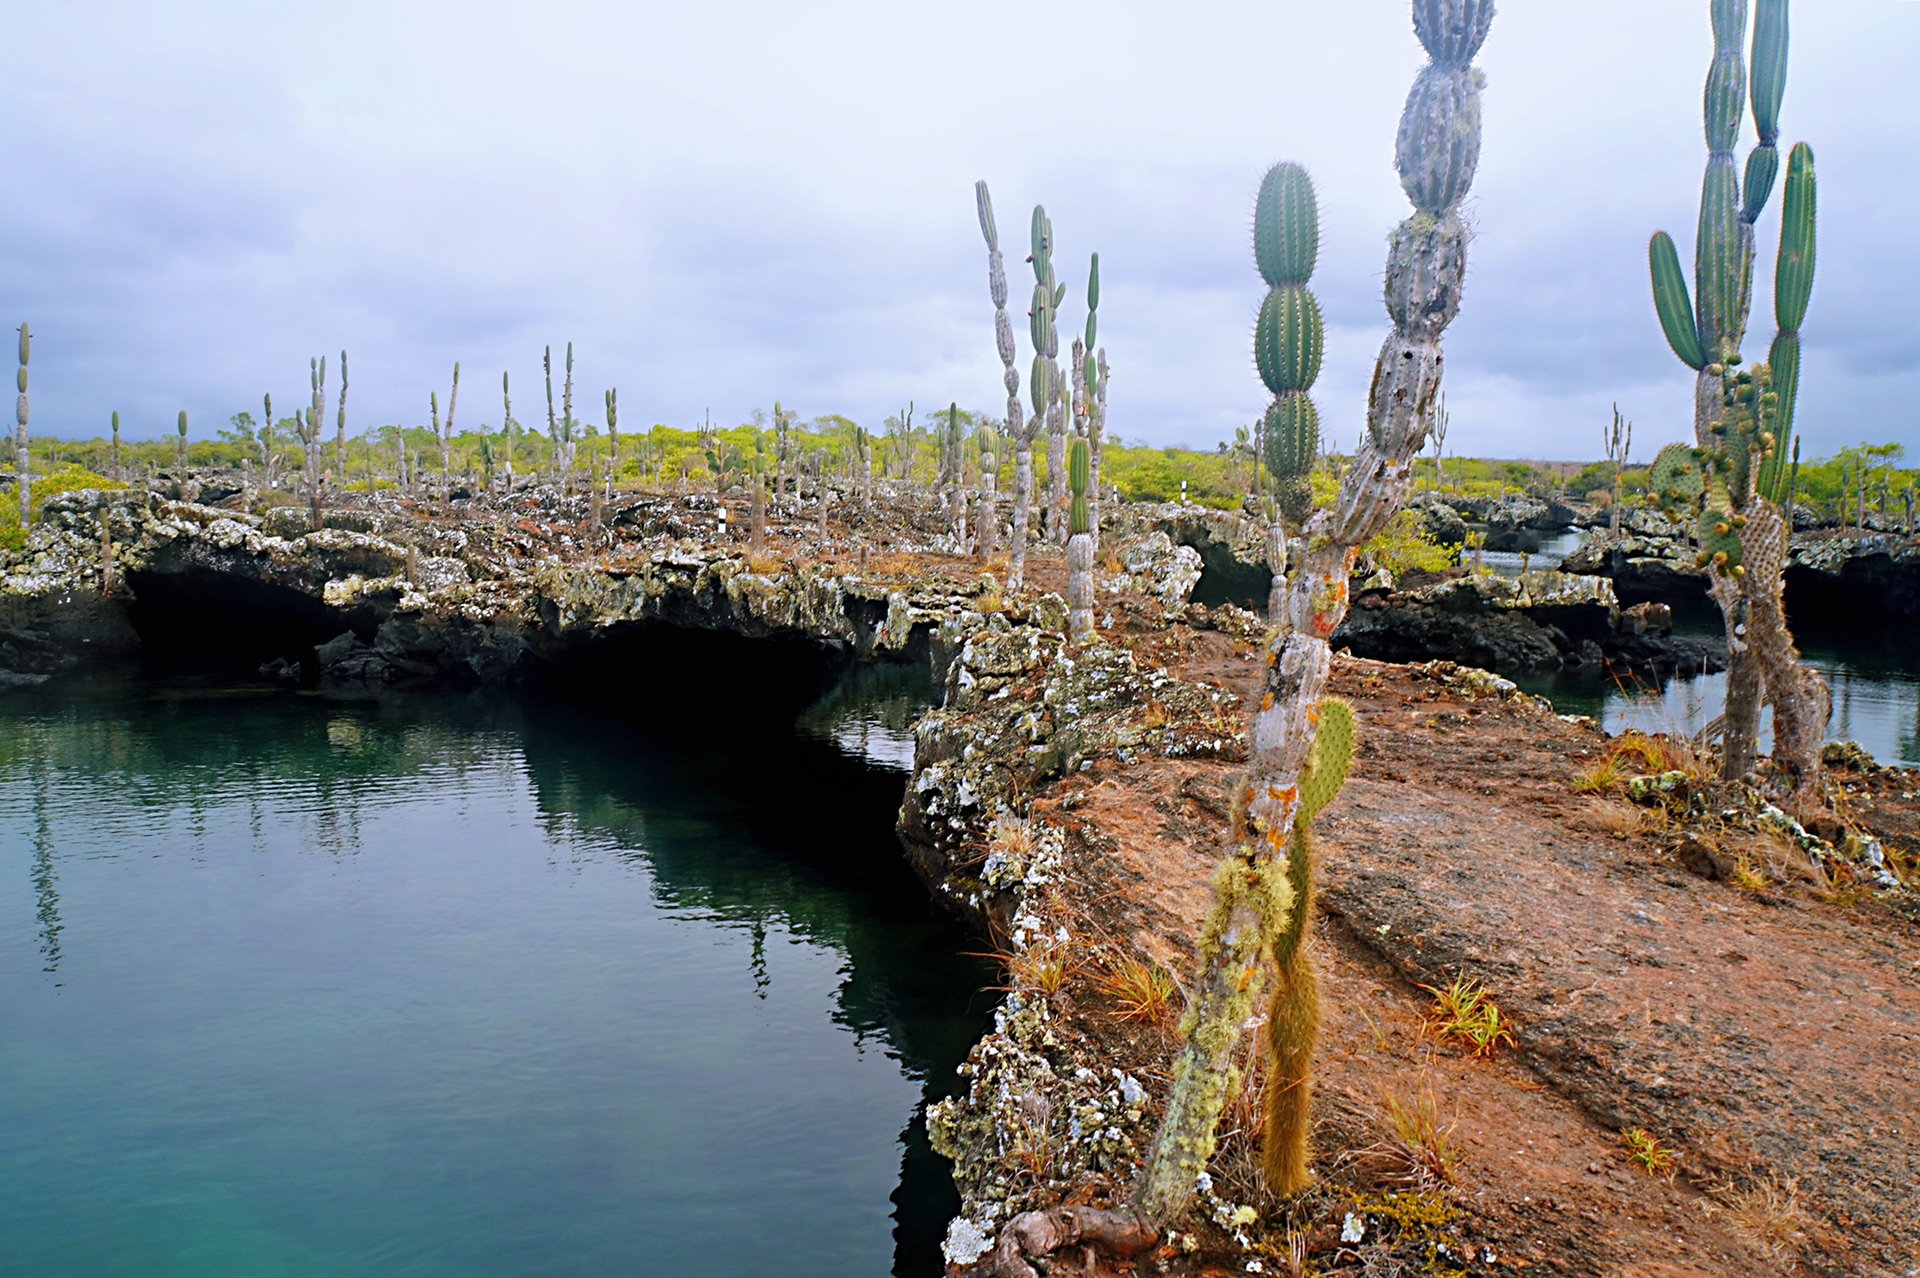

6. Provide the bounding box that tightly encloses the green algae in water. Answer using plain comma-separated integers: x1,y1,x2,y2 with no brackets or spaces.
0,682,989,1277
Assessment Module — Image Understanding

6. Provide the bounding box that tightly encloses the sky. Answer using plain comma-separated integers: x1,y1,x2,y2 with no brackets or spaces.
1,0,1916,462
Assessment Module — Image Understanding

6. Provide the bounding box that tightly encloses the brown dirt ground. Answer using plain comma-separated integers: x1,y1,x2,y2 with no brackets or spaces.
1012,605,1920,1278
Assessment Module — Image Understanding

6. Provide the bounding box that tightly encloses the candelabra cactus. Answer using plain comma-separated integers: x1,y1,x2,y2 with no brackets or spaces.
1646,0,1826,785
1131,0,1493,1227
14,323,29,525
1065,436,1094,642
1254,161,1326,616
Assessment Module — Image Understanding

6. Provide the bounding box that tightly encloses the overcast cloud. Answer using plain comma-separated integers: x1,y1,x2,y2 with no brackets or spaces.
2,0,1915,461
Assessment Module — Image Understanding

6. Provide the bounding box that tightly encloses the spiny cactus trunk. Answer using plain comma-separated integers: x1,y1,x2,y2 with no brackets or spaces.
13,322,26,526
1262,825,1319,1194
1010,443,1035,590
1266,520,1287,618
978,458,998,565
1065,533,1094,639
1046,415,1067,546
1740,504,1829,781
1131,0,1487,1228
1090,351,1108,547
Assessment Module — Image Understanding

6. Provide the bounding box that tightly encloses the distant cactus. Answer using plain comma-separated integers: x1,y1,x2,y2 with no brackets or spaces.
975,181,1042,590
1136,0,1493,1226
110,410,122,482
1065,436,1094,641
976,422,999,564
502,371,516,490
305,355,327,529
606,388,620,498
14,323,29,525
1646,0,1826,785
176,411,188,472
335,350,349,479
1029,205,1070,547
1603,405,1632,535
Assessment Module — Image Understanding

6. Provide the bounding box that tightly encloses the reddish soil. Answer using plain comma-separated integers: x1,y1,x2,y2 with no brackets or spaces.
1020,614,1920,1278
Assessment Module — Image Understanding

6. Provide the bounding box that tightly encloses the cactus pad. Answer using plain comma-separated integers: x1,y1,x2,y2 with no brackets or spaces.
1263,393,1320,483
1697,507,1746,574
1395,65,1483,215
1069,436,1089,494
1299,699,1356,822
1648,444,1706,518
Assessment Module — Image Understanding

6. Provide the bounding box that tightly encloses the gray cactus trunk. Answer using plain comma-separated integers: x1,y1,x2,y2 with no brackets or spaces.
1066,532,1094,640
1009,444,1035,590
1046,415,1066,545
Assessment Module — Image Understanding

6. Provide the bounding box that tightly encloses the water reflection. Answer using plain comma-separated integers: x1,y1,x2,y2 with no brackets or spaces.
0,675,987,1278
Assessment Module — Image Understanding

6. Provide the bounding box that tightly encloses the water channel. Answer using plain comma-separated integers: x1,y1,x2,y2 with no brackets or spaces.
0,666,988,1278
1479,526,1920,768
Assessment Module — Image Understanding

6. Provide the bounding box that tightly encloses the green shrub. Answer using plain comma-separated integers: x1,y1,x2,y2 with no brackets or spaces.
0,466,127,551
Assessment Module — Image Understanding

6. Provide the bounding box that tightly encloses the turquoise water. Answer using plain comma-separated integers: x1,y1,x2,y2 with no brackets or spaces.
0,680,988,1277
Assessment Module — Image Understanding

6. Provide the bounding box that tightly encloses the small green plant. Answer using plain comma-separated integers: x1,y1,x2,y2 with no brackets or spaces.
0,466,127,553
1622,1127,1678,1178
1419,975,1516,1056
1361,507,1455,577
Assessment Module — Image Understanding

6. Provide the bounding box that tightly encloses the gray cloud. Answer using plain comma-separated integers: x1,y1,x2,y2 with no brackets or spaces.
0,0,1913,463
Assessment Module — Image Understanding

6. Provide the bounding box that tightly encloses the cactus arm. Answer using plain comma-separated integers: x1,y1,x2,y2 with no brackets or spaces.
14,323,28,525
1649,232,1708,371
1065,437,1094,641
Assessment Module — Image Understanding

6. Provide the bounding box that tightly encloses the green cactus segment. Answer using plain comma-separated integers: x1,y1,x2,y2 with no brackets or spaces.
1755,333,1799,503
17,323,29,367
177,411,188,437
1029,356,1056,419
1411,0,1495,67
1649,232,1707,370
1298,698,1356,822
1255,286,1325,396
1694,156,1753,357
1254,162,1320,288
1710,0,1749,49
1264,394,1320,482
1086,252,1100,322
1396,65,1483,215
1649,443,1707,518
1749,0,1787,142
1774,142,1816,331
1704,42,1747,152
1742,145,1781,224
1069,439,1091,535
974,180,998,253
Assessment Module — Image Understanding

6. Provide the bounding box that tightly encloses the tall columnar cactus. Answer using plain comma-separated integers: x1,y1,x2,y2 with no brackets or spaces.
1065,436,1094,642
1030,207,1071,547
1263,698,1354,1194
14,324,29,525
976,182,1041,589
976,422,999,563
943,401,968,535
544,346,558,480
1604,404,1632,535
437,361,460,494
1080,255,1108,546
306,355,327,528
1131,0,1492,1228
1647,2,1826,785
176,411,188,472
501,373,517,491
335,351,349,481
1254,161,1326,617
606,388,620,496
561,342,576,482
111,411,122,482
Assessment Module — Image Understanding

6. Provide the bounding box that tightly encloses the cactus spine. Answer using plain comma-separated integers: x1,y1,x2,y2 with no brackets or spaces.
1134,0,1492,1225
1065,436,1094,641
1254,161,1326,617
14,324,28,525
1646,0,1827,785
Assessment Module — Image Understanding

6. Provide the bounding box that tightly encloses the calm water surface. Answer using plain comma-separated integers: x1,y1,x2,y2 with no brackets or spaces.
0,677,988,1277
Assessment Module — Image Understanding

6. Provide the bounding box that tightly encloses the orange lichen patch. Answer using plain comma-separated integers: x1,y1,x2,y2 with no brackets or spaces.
1261,693,1275,712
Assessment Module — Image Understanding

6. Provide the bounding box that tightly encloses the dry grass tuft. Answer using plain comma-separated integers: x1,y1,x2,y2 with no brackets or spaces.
1347,1076,1461,1193
1702,1173,1816,1263
1419,976,1516,1057
1089,947,1181,1026
1571,753,1629,794
1580,797,1653,840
